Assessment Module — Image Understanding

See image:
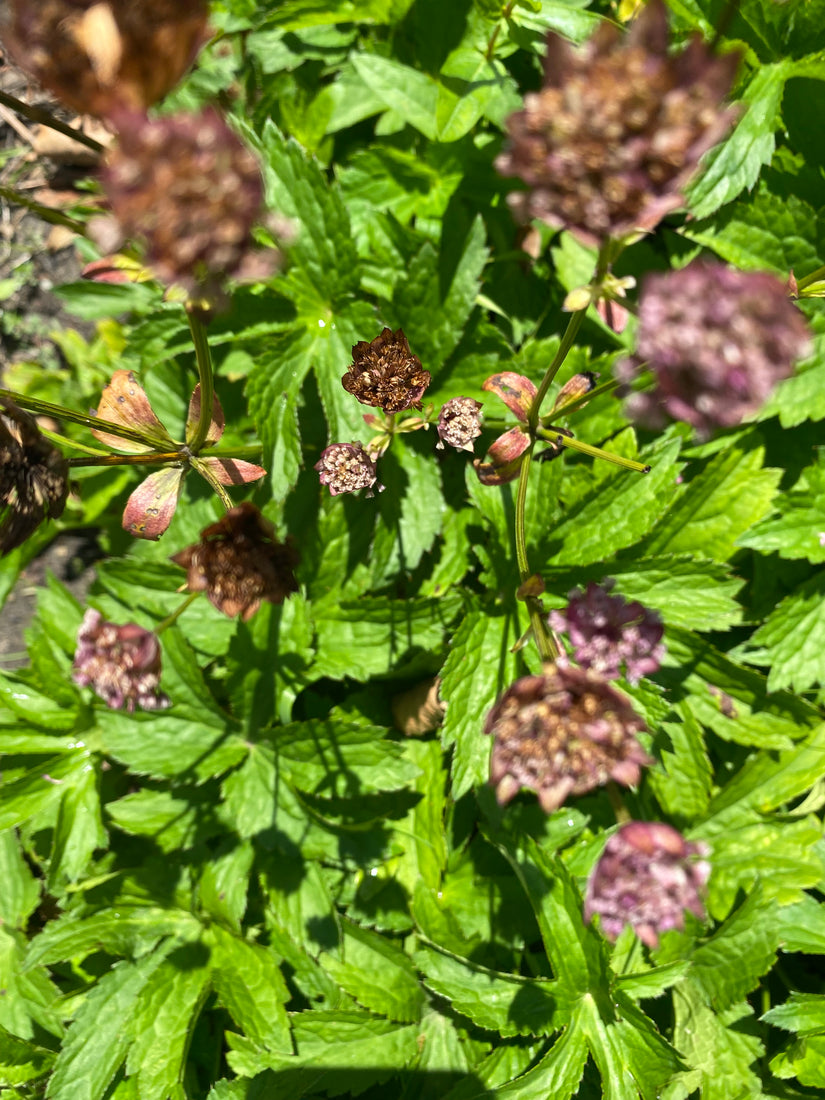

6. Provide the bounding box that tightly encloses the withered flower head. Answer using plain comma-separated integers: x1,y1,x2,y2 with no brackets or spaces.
343,328,431,413
170,502,298,621
4,0,209,119
485,667,651,813
100,107,264,293
0,399,69,556
315,442,383,497
584,821,710,947
436,397,483,453
495,0,740,245
549,580,665,685
72,608,170,711
617,260,812,437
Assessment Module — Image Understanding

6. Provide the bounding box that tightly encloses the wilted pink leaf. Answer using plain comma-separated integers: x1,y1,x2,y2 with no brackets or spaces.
473,426,529,485
122,466,184,539
92,369,173,453
200,458,267,486
482,372,537,421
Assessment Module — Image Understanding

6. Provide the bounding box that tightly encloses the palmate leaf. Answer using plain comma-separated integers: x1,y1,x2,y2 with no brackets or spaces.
491,1027,589,1100
320,922,424,1023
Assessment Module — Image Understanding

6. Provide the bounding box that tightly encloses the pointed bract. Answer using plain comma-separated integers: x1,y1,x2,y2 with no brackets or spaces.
92,370,173,453
482,373,536,421
122,466,184,540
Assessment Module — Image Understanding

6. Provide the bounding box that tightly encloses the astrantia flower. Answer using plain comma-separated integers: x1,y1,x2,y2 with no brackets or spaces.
5,0,208,119
617,261,812,437
549,580,664,684
0,399,69,555
315,442,382,497
343,329,431,414
495,0,739,245
170,502,299,620
100,108,265,294
436,397,483,453
485,667,651,813
72,609,170,711
584,821,710,947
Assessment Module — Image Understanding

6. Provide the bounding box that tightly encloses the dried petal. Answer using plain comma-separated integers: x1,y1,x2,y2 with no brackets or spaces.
618,261,812,437
549,580,665,684
482,372,537,421
199,458,267,486
186,385,224,447
72,608,170,711
122,466,184,540
92,369,173,453
584,821,710,946
315,442,382,497
0,399,69,555
170,502,298,620
473,426,530,485
485,667,651,813
436,397,483,452
343,328,431,413
496,0,740,244
5,0,209,118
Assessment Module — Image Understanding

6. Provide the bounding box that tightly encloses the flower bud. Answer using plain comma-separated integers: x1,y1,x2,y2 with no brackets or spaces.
72,609,170,711
584,821,710,947
485,667,651,813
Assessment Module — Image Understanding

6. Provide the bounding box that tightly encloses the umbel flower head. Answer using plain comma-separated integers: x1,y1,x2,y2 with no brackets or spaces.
495,0,739,245
584,821,710,947
343,328,431,414
171,502,299,620
0,399,69,556
436,397,483,453
4,0,209,119
72,609,170,711
315,442,383,497
100,107,264,294
485,667,652,813
617,261,812,437
549,580,665,685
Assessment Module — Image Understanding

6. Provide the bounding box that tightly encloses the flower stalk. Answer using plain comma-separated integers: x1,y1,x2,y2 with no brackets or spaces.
186,304,216,454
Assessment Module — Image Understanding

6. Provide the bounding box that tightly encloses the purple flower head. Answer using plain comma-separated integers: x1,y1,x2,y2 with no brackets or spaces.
549,580,665,684
72,609,171,712
584,821,710,947
436,397,483,453
485,667,652,813
315,442,383,497
617,261,812,438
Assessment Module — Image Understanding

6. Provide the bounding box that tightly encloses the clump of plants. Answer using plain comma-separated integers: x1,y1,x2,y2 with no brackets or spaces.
1,2,825,1098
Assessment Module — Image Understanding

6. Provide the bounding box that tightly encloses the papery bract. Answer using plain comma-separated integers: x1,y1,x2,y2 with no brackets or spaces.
0,399,69,555
343,328,431,414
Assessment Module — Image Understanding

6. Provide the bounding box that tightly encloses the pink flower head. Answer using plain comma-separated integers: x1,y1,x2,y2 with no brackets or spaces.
73,609,170,711
315,442,383,497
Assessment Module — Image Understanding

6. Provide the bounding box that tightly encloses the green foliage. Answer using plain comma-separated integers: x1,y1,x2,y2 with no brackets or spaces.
2,2,825,1099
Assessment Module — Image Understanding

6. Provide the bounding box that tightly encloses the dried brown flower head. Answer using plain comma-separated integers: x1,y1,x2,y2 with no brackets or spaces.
617,261,812,437
315,442,383,497
485,667,651,813
436,397,483,453
171,503,298,620
496,0,740,245
0,399,69,555
72,609,170,711
4,0,209,118
584,821,710,947
343,328,431,413
100,108,264,293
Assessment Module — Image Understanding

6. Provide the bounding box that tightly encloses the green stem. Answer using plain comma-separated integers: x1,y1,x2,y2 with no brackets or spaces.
796,263,825,292
537,429,651,473
40,428,108,456
0,186,87,234
68,451,182,468
0,388,169,450
606,781,631,824
528,310,586,432
155,593,199,635
514,449,557,662
205,444,264,461
191,457,233,511
542,376,620,420
186,304,216,453
485,0,516,61
0,89,105,153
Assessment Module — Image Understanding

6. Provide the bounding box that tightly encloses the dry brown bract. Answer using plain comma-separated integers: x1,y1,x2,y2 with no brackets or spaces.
4,0,209,118
171,502,299,621
496,0,740,245
0,399,69,556
343,328,431,414
485,666,652,813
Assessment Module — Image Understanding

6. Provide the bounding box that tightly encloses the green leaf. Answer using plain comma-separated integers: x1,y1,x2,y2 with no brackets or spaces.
740,572,825,693
649,703,713,821
641,438,780,560
106,789,199,853
26,908,201,969
686,62,789,219
439,607,520,800
773,895,825,954
691,889,780,1011
351,55,440,140
0,831,40,930
199,840,254,930
125,945,211,1100
494,1026,589,1099
738,457,825,562
0,751,92,832
415,942,568,1037
47,760,106,887
208,925,292,1053
616,961,692,1002
0,673,78,731
763,993,825,1037
669,986,763,1100
46,951,171,1100
320,921,424,1022
0,1025,55,1087
762,315,825,427
99,709,246,783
